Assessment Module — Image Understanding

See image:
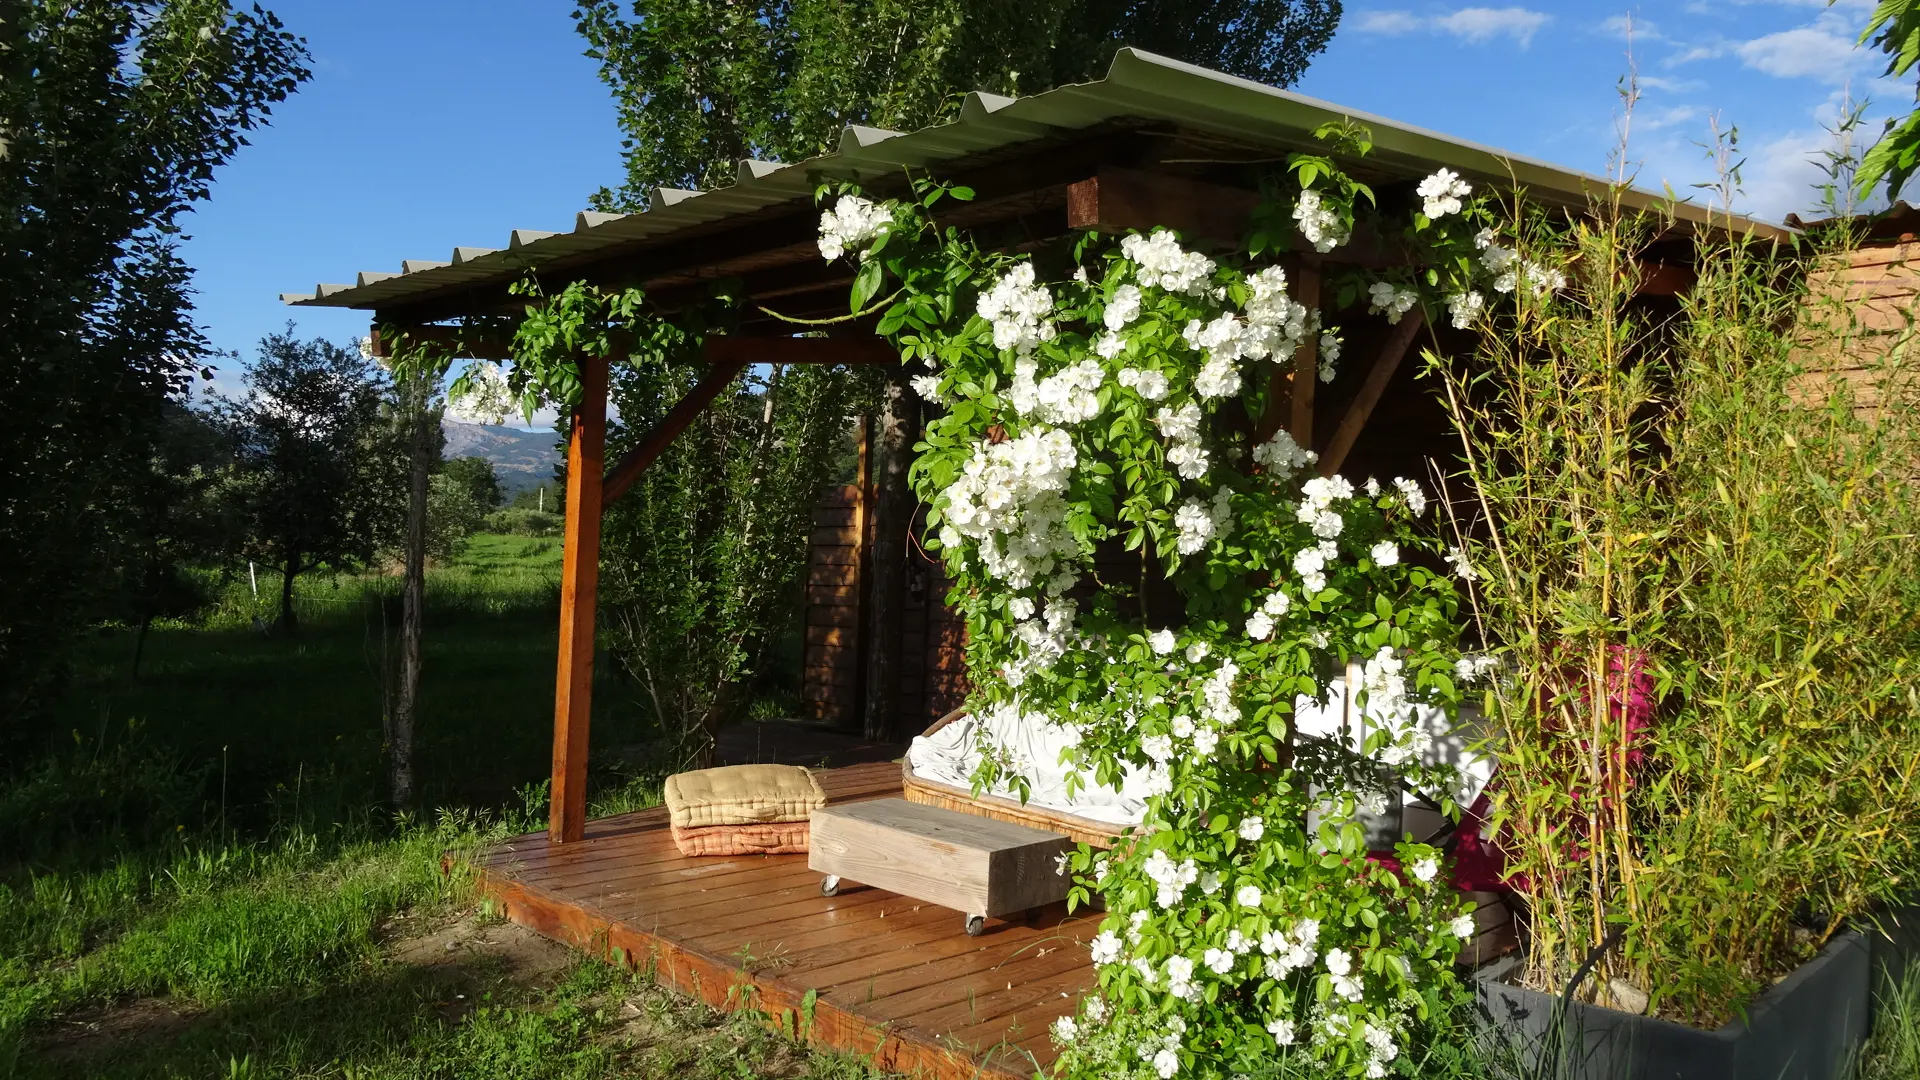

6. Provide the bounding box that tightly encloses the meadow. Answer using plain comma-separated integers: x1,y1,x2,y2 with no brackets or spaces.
0,536,878,1079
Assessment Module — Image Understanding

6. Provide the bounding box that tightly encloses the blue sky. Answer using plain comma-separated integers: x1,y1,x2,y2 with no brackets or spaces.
182,0,1903,416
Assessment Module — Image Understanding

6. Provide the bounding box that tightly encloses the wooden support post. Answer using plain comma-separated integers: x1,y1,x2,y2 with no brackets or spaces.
602,358,749,504
850,415,873,733
550,354,609,844
1318,309,1427,478
1288,256,1322,447
863,367,920,743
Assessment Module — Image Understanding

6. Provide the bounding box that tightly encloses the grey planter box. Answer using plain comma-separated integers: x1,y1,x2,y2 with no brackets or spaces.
1477,931,1871,1080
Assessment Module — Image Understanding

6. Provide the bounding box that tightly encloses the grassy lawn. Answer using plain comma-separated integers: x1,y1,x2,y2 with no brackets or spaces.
0,536,880,1079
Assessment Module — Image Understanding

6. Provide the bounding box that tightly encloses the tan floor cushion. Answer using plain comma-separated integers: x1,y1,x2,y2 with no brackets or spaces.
670,820,811,857
664,763,826,829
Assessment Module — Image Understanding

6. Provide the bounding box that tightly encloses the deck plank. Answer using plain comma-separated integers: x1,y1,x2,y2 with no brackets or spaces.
471,761,1098,1080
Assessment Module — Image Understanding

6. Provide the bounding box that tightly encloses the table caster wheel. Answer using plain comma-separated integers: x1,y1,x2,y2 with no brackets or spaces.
965,915,986,936
821,875,840,897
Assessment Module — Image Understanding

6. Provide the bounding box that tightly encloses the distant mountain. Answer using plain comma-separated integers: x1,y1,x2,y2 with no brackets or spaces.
442,419,562,494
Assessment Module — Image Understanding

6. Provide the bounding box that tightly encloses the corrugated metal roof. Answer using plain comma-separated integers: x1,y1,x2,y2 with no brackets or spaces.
284,48,1788,313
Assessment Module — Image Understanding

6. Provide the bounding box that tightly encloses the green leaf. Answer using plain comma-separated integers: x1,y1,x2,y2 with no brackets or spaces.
851,259,884,311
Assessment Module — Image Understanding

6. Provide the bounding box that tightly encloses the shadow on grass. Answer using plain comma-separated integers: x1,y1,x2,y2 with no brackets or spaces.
20,950,613,1080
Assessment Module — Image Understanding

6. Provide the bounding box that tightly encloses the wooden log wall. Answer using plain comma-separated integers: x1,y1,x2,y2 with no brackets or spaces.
1796,239,1920,424
803,486,967,736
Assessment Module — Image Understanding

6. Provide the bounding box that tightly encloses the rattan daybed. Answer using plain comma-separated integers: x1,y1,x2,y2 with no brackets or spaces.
901,708,1125,848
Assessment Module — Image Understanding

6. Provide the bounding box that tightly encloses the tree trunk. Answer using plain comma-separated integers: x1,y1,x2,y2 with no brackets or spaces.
279,552,299,635
391,384,433,809
863,369,919,743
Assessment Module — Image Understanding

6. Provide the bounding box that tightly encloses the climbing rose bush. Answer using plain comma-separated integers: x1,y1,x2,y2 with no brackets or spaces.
817,144,1541,1077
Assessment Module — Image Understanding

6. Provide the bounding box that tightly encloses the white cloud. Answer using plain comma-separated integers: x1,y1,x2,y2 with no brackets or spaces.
1637,75,1702,92
1734,127,1844,221
1737,25,1866,80
1356,10,1425,34
1638,104,1702,132
1668,42,1728,65
1437,7,1550,45
1600,14,1662,42
1356,7,1550,47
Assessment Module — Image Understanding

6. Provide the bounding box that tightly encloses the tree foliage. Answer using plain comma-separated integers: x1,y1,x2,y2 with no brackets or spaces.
573,0,1343,205
214,333,401,633
440,456,504,510
0,1,308,732
1856,0,1920,200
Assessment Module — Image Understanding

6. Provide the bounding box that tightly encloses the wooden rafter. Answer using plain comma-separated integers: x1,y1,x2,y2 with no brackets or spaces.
1318,308,1427,478
602,356,750,505
1066,165,1400,267
704,335,897,367
1289,255,1323,446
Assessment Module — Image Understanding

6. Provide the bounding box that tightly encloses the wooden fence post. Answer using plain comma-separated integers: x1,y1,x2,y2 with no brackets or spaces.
550,354,609,844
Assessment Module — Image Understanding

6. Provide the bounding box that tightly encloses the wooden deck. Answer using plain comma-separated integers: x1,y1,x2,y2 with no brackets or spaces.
473,761,1097,1079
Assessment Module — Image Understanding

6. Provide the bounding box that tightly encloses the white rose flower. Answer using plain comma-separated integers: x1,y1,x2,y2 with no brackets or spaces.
1052,1015,1078,1043
1451,914,1477,939
1391,476,1429,515
1104,283,1143,329
1411,858,1440,884
1246,610,1275,640
1185,641,1210,664
1090,929,1122,964
1148,629,1176,655
910,373,945,404
1370,540,1400,567
1235,884,1263,907
1445,545,1480,582
1237,816,1264,841
1267,1017,1297,1045
1203,947,1234,974
1417,167,1472,219
1324,947,1352,976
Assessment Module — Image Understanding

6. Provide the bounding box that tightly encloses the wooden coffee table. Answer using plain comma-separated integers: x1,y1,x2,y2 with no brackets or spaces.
808,798,1073,935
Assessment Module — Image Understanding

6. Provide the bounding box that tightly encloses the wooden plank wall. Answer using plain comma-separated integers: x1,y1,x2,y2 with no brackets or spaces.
1797,240,1920,423
803,486,968,735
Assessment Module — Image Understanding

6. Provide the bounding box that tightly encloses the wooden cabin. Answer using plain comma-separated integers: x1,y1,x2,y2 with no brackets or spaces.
282,49,1785,1079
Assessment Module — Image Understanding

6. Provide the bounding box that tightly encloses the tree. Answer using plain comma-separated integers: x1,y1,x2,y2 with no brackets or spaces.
573,0,1342,743
574,0,1343,205
216,332,397,634
426,474,487,558
1856,1,1920,201
598,355,874,763
383,357,445,807
118,403,243,675
0,1,308,738
440,455,503,509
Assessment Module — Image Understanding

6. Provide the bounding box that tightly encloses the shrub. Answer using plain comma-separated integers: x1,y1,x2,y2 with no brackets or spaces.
1435,198,1920,1025
481,507,563,537
830,142,1499,1076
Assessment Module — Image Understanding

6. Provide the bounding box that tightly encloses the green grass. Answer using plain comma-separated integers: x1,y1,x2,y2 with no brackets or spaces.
27,535,654,855
0,536,876,1079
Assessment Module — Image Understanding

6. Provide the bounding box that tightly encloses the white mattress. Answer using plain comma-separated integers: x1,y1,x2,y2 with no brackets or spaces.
904,681,1493,831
